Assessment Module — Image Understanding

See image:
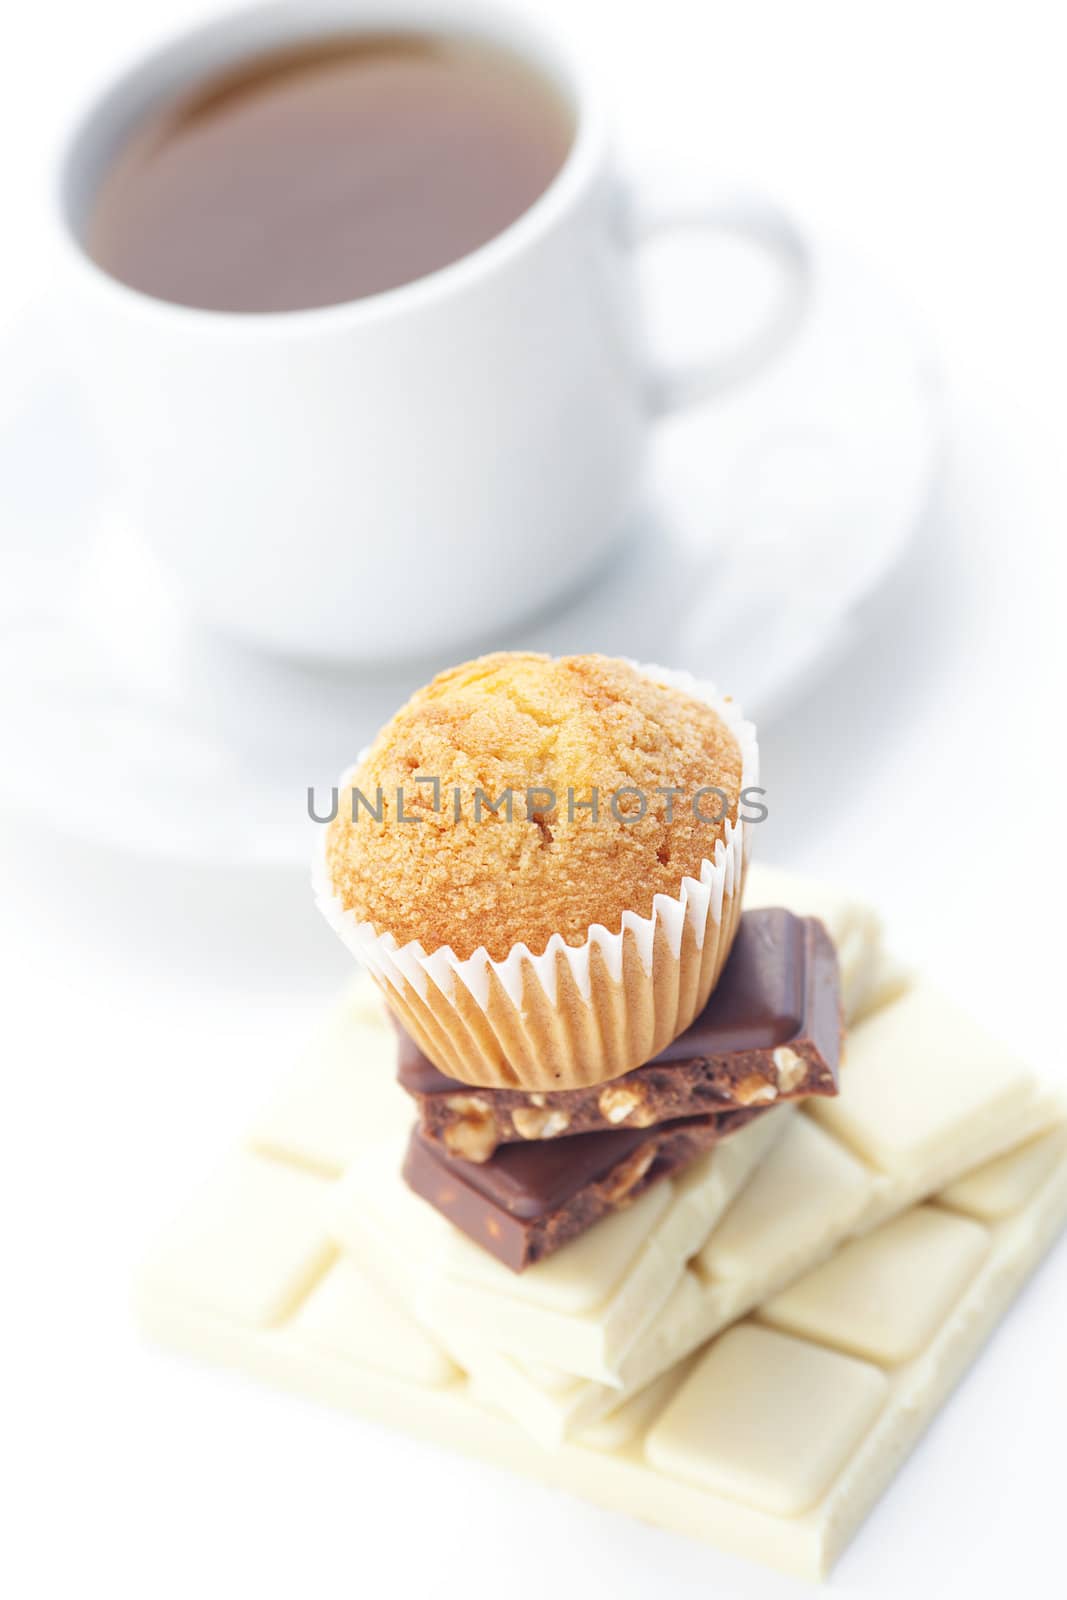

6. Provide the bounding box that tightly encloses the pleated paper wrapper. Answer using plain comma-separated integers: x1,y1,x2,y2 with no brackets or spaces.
313,664,758,1092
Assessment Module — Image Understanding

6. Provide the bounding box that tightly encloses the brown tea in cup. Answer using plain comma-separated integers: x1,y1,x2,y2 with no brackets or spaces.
86,33,574,313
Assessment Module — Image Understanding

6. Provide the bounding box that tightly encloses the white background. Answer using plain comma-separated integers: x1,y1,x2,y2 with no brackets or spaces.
2,2,1066,1597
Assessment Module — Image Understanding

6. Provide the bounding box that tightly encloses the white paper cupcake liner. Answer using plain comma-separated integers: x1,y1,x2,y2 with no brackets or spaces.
312,662,758,1091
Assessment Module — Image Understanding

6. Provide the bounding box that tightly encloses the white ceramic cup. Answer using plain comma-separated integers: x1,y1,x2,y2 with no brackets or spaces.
56,0,810,664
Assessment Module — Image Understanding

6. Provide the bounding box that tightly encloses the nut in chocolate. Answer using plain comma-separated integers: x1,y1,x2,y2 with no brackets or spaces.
398,910,841,1165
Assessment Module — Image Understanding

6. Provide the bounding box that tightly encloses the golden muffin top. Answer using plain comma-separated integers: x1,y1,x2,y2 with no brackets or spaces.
323,652,743,961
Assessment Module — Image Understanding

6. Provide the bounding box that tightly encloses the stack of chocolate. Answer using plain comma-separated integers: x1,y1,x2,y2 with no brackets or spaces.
398,908,843,1272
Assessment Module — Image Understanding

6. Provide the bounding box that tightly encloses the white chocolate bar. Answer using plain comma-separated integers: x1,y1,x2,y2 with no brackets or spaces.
314,864,891,1390
137,1120,1067,1579
330,1109,790,1384
331,977,1060,1436
312,861,893,1387
135,863,1067,1575
647,1322,891,1515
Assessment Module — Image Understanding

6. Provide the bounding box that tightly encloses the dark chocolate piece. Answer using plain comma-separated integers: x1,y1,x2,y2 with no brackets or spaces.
402,1105,764,1272
398,910,841,1162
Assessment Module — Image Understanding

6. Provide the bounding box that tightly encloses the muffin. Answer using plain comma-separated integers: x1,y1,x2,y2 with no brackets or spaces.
314,653,758,1090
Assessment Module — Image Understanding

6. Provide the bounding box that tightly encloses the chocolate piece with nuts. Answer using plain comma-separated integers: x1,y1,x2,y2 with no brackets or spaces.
402,1106,764,1272
398,909,841,1163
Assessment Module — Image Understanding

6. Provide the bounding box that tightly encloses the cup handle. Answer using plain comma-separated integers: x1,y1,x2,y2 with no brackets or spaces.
625,181,811,417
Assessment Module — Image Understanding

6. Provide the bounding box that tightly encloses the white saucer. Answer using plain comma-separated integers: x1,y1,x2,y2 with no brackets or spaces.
0,234,940,866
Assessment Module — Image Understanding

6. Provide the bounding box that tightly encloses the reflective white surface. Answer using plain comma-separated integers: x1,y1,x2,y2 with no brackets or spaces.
1,4,1065,1600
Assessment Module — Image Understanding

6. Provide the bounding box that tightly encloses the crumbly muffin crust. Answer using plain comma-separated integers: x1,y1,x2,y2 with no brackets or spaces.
324,653,743,962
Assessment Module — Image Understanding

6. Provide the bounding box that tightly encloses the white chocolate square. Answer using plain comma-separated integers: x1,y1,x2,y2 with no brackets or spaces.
697,1112,873,1281
139,1152,335,1329
290,1256,458,1388
248,980,403,1174
939,1126,1067,1221
809,982,1036,1176
645,1323,889,1515
760,1205,990,1364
